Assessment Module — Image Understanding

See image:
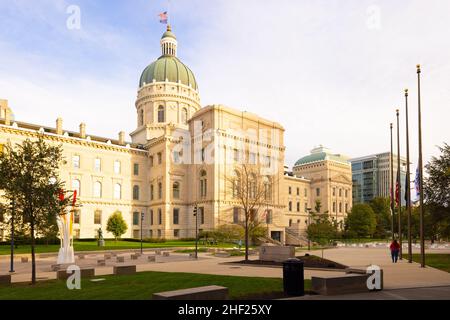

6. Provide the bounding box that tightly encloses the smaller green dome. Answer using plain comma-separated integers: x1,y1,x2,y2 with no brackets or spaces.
161,25,176,39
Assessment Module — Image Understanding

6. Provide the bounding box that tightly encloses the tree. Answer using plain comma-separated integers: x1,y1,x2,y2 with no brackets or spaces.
227,164,273,261
346,204,377,238
0,138,67,284
424,143,450,240
369,197,392,238
106,211,128,241
306,215,338,246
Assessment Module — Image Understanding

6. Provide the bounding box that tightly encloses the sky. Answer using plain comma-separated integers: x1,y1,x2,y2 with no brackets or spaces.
0,0,449,169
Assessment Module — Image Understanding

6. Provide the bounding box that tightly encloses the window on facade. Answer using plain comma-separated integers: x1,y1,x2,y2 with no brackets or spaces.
74,210,81,224
345,203,348,213
304,188,308,197
233,207,240,224
339,189,342,197
114,183,121,199
114,160,121,174
266,210,273,224
94,210,102,225
304,203,308,212
289,219,292,227
139,109,144,126
232,171,241,198
181,108,188,125
94,158,101,172
157,152,162,164
174,229,180,237
157,229,162,238
173,150,181,164
133,163,139,176
316,188,320,197
249,174,256,199
133,185,140,200
158,106,165,123
173,182,180,199
345,189,348,198
297,202,300,212
200,170,207,198
265,156,271,167
93,181,102,198
263,176,271,200
288,201,292,211
333,202,336,213
333,187,336,196
158,182,162,199
288,186,292,195
249,152,256,165
297,187,300,196
199,207,205,224
158,209,162,225
133,212,140,226
173,208,179,225
339,202,342,213
150,184,154,200
72,179,81,196
149,156,154,167
150,210,154,225
72,155,80,169
233,149,240,163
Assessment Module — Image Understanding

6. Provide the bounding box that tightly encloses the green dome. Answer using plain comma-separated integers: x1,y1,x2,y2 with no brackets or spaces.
139,56,198,90
161,30,176,39
294,147,349,166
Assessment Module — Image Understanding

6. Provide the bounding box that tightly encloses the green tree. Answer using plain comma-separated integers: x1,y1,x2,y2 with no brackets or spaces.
369,197,392,238
424,143,450,240
0,138,68,284
106,211,128,241
346,204,377,238
306,215,338,246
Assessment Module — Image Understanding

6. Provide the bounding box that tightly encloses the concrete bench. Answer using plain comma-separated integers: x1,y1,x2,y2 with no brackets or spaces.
97,259,106,266
113,265,136,275
116,256,125,263
153,285,229,300
162,252,170,257
155,250,162,255
148,256,156,262
57,268,95,280
312,272,383,295
0,275,12,286
21,257,29,263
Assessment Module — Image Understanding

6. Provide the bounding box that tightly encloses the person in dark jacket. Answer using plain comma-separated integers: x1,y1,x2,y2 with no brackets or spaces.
390,240,401,263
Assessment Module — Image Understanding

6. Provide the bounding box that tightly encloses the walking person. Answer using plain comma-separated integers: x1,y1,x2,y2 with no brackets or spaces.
390,239,401,263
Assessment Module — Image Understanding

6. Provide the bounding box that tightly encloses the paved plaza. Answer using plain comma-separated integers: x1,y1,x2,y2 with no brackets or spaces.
1,246,450,299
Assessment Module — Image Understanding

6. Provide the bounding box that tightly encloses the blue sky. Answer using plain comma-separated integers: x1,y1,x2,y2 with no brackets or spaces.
0,0,449,169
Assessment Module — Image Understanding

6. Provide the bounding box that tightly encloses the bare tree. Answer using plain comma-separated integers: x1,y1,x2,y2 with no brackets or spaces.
226,164,274,261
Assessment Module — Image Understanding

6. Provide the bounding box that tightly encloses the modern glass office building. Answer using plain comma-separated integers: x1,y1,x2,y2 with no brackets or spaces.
351,152,407,205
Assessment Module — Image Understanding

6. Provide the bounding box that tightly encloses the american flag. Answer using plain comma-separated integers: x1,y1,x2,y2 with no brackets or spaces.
395,172,400,207
415,166,421,197
158,11,168,24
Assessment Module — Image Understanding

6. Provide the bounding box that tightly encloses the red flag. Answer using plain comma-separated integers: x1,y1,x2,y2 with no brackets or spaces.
58,189,65,202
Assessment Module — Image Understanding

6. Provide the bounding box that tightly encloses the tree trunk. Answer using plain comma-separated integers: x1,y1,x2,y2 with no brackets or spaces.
245,215,249,262
30,218,36,285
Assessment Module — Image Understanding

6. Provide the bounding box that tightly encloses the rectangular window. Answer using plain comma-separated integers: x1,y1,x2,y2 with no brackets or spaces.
345,203,349,213
249,152,256,165
133,230,139,239
333,202,336,213
289,219,292,227
304,203,308,213
133,212,140,226
150,210,154,225
94,158,101,172
199,207,205,225
133,185,140,200
233,207,239,224
157,229,162,238
201,148,205,162
173,151,181,164
157,152,162,164
339,189,342,197
288,201,292,211
149,156,154,167
158,209,162,225
304,188,307,197
133,163,139,175
94,210,102,225
158,182,162,199
345,189,348,198
150,184,154,201
233,149,240,162
297,187,300,196
74,210,81,224
316,188,320,197
114,160,121,174
173,208,179,225
297,202,300,212
174,229,180,238
333,188,336,196
266,210,272,224
72,155,80,169
288,186,292,195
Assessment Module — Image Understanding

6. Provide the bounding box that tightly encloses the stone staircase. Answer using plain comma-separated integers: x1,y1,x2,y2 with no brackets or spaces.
285,227,309,246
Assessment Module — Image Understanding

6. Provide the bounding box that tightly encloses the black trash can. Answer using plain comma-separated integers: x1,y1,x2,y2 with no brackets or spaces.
283,258,304,296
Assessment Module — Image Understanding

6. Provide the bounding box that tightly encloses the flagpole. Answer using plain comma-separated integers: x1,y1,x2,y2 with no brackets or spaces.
390,123,395,241
396,109,402,260
405,89,412,263
417,64,425,268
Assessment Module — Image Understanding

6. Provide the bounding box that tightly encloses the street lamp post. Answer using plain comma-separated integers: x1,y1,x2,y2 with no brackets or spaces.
140,212,144,254
307,208,312,251
194,205,198,259
9,199,15,273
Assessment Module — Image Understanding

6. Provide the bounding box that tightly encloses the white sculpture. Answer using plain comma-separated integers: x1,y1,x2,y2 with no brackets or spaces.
56,190,77,265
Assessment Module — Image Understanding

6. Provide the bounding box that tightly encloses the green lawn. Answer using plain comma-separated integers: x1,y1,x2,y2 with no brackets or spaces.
0,271,311,300
0,240,238,255
411,254,450,273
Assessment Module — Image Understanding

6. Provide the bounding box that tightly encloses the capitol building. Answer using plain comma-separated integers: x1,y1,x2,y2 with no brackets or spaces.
0,26,352,244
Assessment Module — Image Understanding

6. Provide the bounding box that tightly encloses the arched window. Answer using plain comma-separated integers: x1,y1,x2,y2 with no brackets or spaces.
94,210,102,224
139,109,144,126
72,179,81,196
133,185,140,200
200,170,207,198
93,181,102,198
114,183,122,199
158,105,165,123
181,108,188,124
158,182,162,199
173,182,180,199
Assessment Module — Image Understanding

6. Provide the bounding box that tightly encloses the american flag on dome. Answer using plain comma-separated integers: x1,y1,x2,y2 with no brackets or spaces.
158,11,168,24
